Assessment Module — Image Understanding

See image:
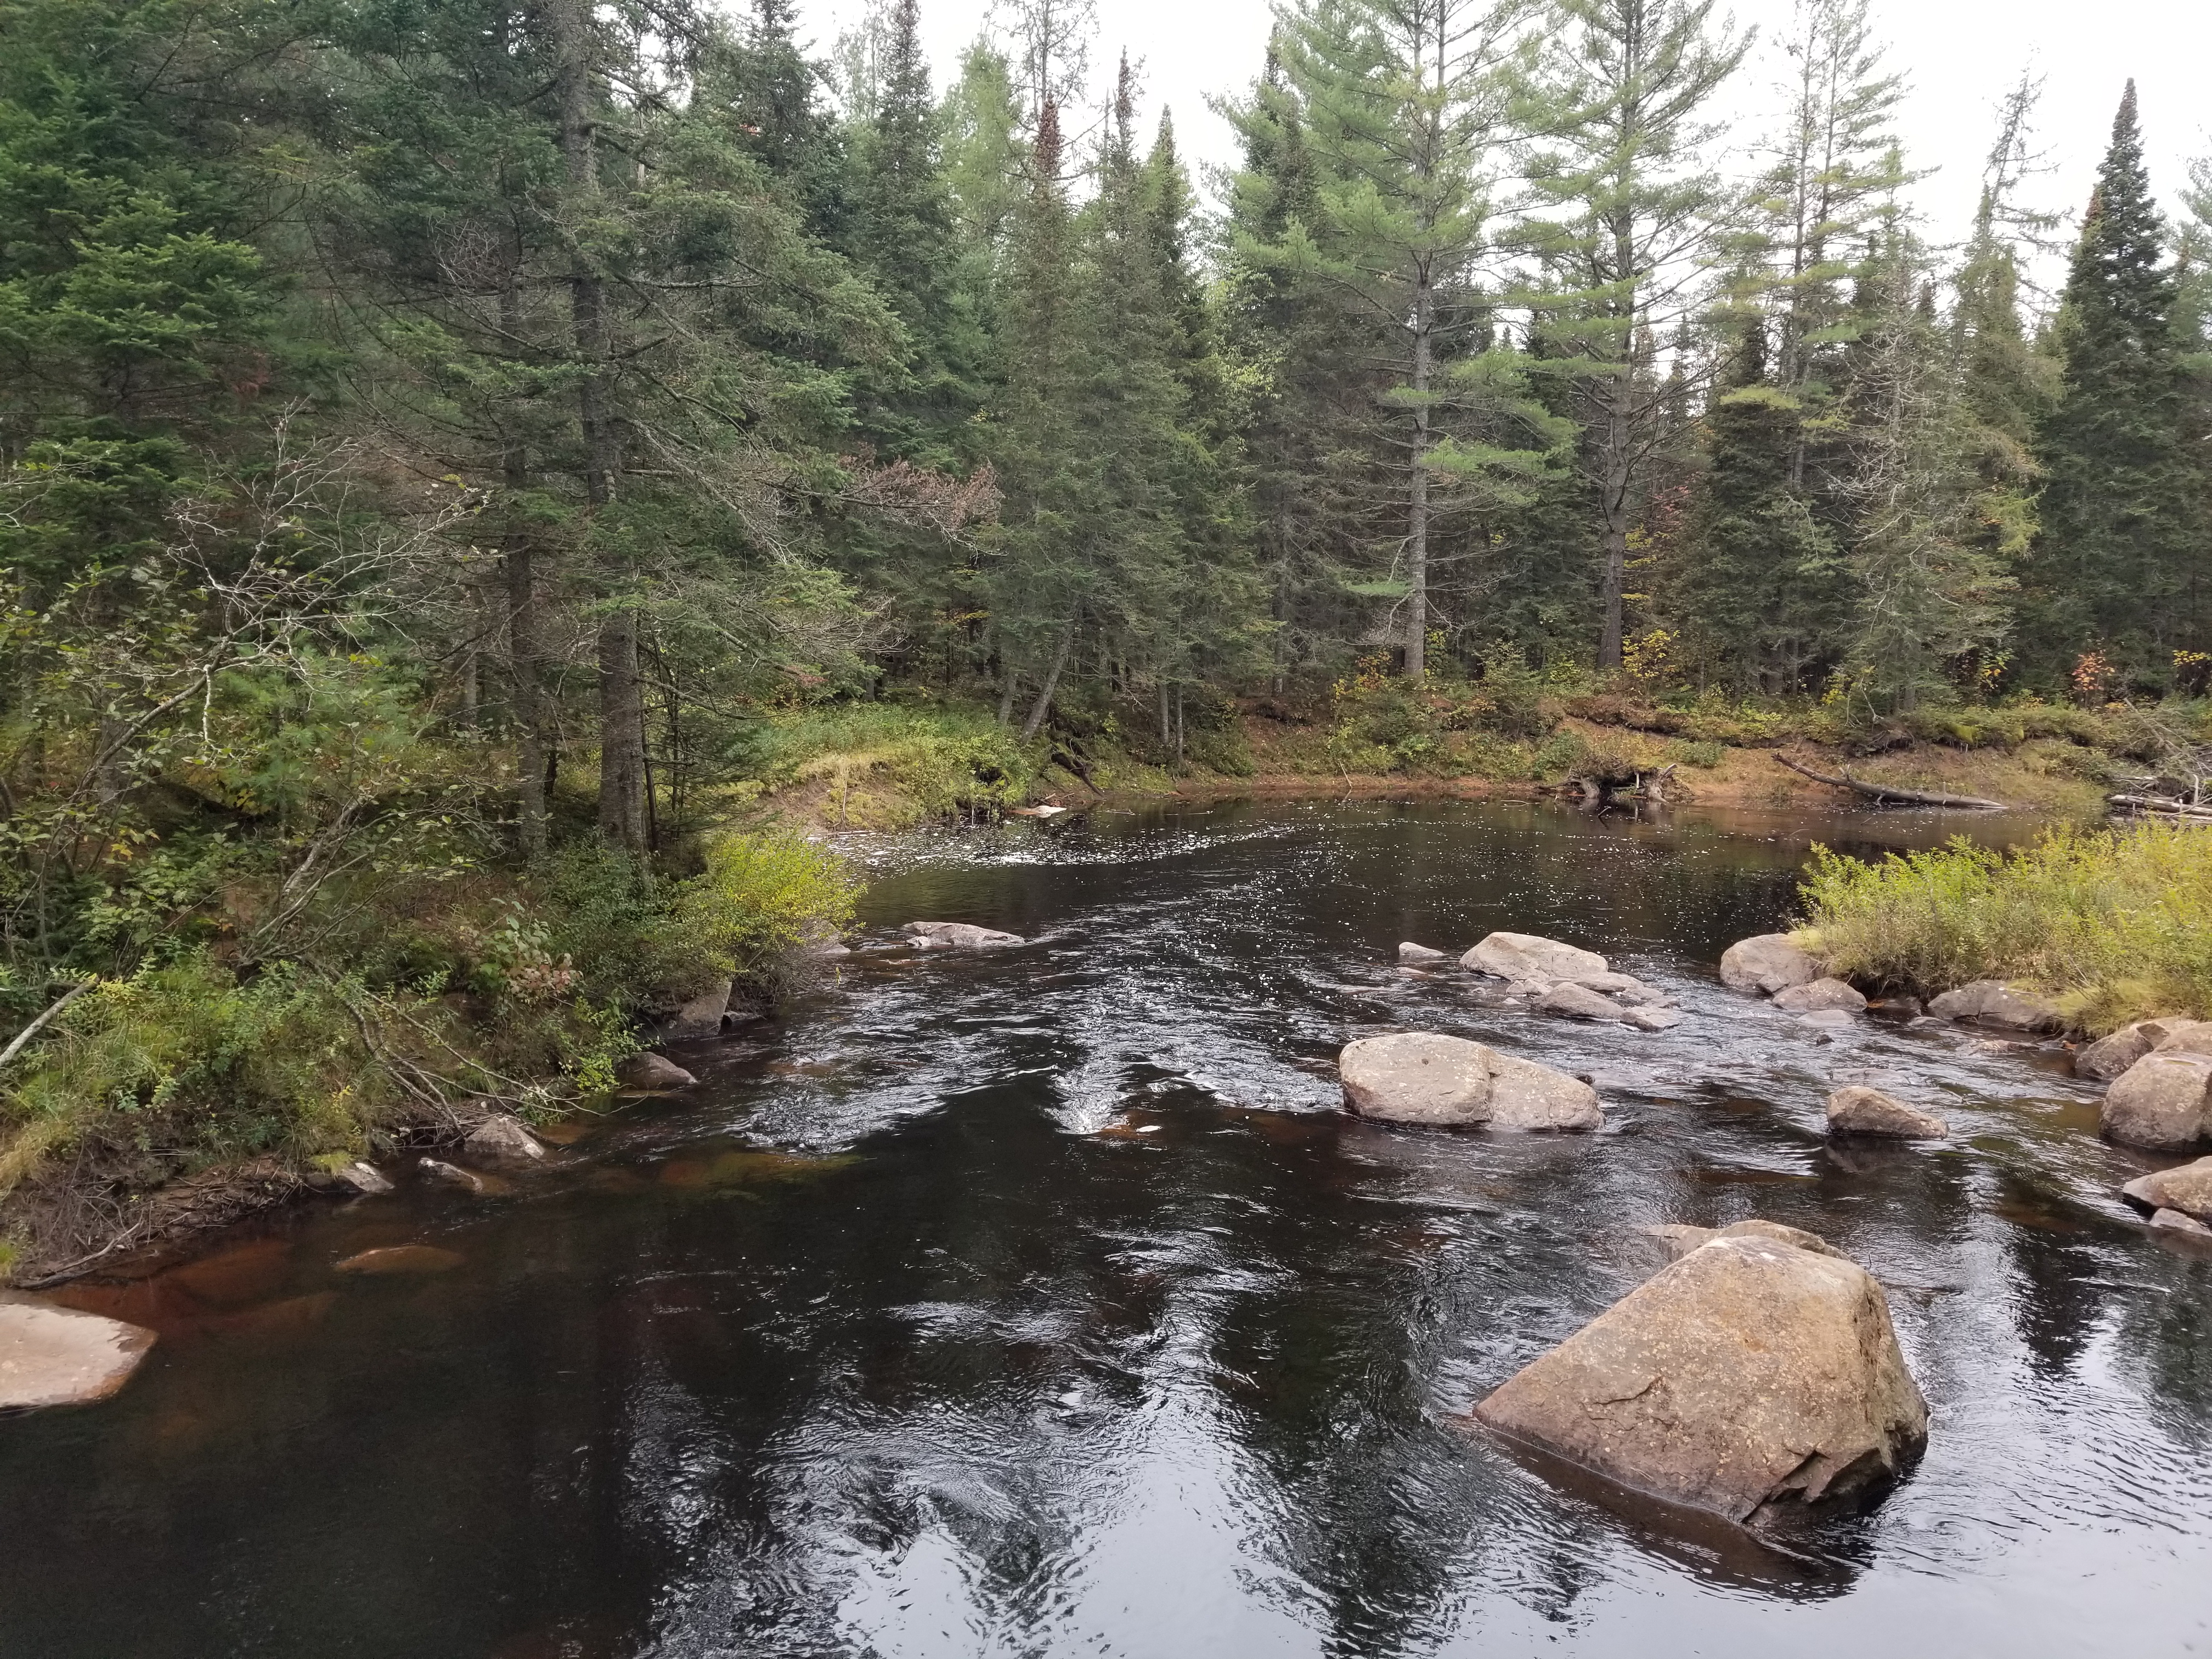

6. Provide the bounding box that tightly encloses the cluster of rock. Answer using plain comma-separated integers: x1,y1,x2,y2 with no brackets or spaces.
1402,932,1683,1032
1340,1032,1602,1131
2120,1155,2212,1238
2075,1018,2212,1152
1471,1221,1928,1526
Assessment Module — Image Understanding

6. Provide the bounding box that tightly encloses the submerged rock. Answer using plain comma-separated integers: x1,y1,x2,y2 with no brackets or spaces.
1719,934,1820,995
1339,1034,1601,1131
1796,1008,1857,1032
2120,1155,2212,1221
1826,1086,1949,1140
1926,980,2063,1032
904,921,1024,948
1397,942,1451,965
2102,1053,2212,1150
1461,932,1609,985
1625,1007,1684,1032
617,1052,696,1091
464,1114,548,1167
1773,977,1868,1014
417,1158,511,1197
1473,1230,1927,1525
334,1245,466,1276
0,1291,157,1412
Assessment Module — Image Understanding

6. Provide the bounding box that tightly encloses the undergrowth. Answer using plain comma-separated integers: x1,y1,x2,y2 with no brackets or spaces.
1798,821,2212,1032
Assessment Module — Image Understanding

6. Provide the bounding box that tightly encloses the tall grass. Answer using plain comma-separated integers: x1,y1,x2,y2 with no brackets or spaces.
1799,821,2212,1032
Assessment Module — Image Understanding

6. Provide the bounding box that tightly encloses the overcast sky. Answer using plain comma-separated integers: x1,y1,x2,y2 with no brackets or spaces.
804,0,2212,267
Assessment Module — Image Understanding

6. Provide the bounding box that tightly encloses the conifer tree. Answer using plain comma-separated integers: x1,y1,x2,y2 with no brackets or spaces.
1517,0,1749,669
2027,82,2198,678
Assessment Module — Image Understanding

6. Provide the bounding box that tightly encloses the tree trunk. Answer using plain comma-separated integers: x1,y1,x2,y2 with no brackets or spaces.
1405,266,1433,681
595,608,648,851
504,529,548,859
1020,621,1075,741
1599,387,1632,670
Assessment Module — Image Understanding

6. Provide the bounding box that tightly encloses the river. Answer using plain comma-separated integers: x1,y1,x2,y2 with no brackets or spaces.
1,799,2207,1658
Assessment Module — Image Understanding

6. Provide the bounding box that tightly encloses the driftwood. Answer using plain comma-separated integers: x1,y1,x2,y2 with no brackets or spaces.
1775,753,2008,811
2109,793,2212,822
1566,762,1678,812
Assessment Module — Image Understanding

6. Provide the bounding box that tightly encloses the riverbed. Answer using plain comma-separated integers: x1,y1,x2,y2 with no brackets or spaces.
2,799,2206,1657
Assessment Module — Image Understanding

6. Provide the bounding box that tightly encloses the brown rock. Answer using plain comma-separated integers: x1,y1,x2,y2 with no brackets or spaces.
0,1291,157,1411
335,1245,466,1276
1473,1233,1928,1523
1462,932,1609,984
616,1052,696,1091
1774,977,1869,1014
2150,1207,2212,1238
2077,1022,2164,1081
1719,934,1820,995
1645,1219,1846,1262
2119,1155,2212,1221
1339,1034,1600,1131
1926,980,2063,1032
2102,1052,2212,1150
1825,1086,1949,1139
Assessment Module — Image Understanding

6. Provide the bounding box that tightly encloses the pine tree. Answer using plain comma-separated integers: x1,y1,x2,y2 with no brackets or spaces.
1234,0,1562,680
1517,0,1750,669
2027,82,2198,679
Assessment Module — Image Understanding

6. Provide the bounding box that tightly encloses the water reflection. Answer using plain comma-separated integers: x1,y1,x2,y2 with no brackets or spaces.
2,799,2209,1658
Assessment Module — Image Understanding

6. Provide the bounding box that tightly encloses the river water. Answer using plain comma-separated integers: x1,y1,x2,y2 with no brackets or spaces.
2,799,2207,1658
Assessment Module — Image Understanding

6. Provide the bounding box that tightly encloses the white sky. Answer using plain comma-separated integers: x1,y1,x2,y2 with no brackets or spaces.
802,0,2212,262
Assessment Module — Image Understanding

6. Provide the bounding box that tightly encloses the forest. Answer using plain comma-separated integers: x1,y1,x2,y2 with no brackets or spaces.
4,0,2211,1263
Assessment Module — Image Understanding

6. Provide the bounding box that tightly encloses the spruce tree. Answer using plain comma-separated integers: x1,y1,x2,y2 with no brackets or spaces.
2027,82,2197,678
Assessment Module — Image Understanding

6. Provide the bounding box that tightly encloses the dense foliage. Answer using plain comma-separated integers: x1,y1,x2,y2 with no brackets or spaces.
3,0,2210,1247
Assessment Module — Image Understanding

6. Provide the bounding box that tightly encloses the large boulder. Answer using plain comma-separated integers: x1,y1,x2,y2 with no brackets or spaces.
663,980,736,1040
1339,1034,1600,1131
2078,1022,2165,1081
0,1291,157,1412
2102,1052,2212,1150
1473,1231,1928,1524
904,921,1024,948
1926,980,2063,1032
1646,1218,1846,1262
2146,1019,2212,1058
1774,977,1868,1014
1462,932,1609,984
617,1051,696,1090
1719,934,1820,995
464,1114,548,1167
2121,1154,2212,1222
1826,1085,1949,1139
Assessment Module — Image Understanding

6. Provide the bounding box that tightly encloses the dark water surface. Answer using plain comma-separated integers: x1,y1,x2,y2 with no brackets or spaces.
3,799,2209,1658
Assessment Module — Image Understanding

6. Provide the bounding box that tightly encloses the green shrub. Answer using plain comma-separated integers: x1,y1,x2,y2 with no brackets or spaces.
673,830,859,981
1799,821,2212,1031
1669,737,1727,769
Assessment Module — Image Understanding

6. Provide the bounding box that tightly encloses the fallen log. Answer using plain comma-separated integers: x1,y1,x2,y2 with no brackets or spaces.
1775,753,2008,811
2108,793,2212,821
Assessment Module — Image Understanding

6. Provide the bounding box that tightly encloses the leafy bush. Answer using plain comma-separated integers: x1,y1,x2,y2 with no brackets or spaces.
673,830,858,983
1799,821,2212,1031
1669,738,1727,769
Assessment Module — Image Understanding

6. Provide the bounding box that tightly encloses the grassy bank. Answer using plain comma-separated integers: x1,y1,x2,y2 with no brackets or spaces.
0,832,854,1280
1799,820,2212,1033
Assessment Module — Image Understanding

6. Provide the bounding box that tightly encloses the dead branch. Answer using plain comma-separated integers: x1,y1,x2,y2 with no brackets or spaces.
1776,752,2008,810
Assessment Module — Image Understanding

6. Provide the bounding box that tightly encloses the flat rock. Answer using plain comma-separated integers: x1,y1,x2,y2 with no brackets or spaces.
1397,941,1451,964
2102,1052,2212,1150
335,1160,393,1195
1719,934,1820,995
616,1052,696,1090
1826,1085,1949,1139
1339,1034,1600,1131
1796,1008,1857,1031
1774,977,1868,1014
1926,980,2063,1032
334,1245,466,1276
1625,1007,1684,1032
2151,1207,2212,1238
1473,1232,1927,1524
904,921,1024,948
1462,932,1609,984
464,1114,548,1167
2120,1155,2212,1221
1538,982,1628,1022
0,1291,157,1412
